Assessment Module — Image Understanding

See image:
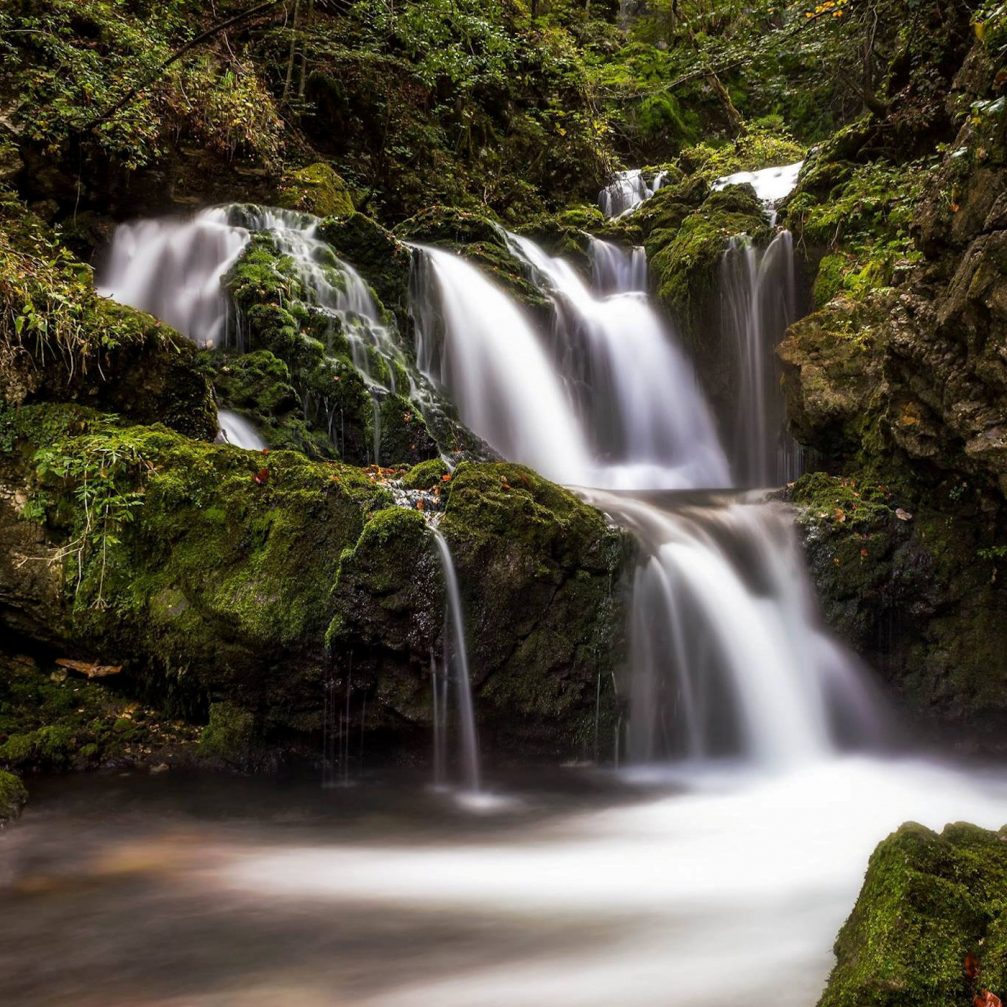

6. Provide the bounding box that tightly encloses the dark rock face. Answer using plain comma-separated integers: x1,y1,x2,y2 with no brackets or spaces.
779,38,1007,743
819,822,1007,1007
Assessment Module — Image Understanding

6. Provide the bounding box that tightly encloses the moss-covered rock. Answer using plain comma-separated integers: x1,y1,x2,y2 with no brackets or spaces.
326,462,632,761
278,162,354,218
0,769,27,825
792,471,1007,743
198,701,257,767
820,822,1007,1007
401,458,449,491
0,195,216,439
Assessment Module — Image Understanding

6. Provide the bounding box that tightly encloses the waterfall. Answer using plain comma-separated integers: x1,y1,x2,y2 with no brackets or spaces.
431,530,481,793
411,234,729,490
98,208,247,348
217,409,267,451
598,169,668,218
99,205,407,464
580,490,885,766
409,204,884,769
719,231,802,485
411,244,593,485
590,238,648,295
713,160,804,226
505,231,730,490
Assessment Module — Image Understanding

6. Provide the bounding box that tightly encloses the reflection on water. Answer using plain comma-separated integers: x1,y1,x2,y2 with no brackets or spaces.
2,760,1006,1007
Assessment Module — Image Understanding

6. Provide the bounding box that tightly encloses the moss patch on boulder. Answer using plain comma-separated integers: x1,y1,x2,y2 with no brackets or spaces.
820,822,1007,1007
0,769,27,826
278,162,354,218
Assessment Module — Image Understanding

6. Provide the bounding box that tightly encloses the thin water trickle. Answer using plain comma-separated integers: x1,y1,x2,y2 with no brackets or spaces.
432,530,481,793
597,168,668,218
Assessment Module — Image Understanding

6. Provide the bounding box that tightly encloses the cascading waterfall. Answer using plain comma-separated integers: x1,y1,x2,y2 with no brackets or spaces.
719,231,802,485
431,530,481,793
411,234,729,490
217,409,267,451
580,489,886,766
410,187,884,768
597,168,668,218
99,206,406,464
98,208,247,348
411,244,593,485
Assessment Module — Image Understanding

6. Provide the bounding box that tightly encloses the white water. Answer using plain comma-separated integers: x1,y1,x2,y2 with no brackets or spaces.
99,206,407,464
719,231,802,485
98,208,247,348
714,159,804,224
597,168,668,217
432,530,481,793
413,245,593,484
581,490,884,766
217,409,267,451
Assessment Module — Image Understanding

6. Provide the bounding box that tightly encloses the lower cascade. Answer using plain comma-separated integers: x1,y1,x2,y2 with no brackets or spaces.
580,490,886,766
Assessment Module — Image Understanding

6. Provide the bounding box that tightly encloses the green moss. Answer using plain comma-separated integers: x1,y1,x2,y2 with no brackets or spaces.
0,195,216,438
198,701,256,765
278,162,354,218
647,187,770,327
402,458,449,490
820,822,1007,1007
676,128,805,182
0,769,27,825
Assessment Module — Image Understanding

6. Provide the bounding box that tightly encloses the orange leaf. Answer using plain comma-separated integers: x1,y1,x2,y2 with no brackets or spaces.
252,468,269,485
974,993,1002,1007
966,952,981,980
441,473,452,483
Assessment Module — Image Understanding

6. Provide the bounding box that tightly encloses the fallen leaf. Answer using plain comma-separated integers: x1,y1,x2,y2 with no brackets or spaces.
833,508,847,523
253,468,269,485
55,658,122,679
895,507,913,521
974,992,1002,1007
860,547,869,558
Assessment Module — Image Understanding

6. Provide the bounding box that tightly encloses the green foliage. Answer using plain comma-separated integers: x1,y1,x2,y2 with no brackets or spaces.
32,427,156,608
787,158,932,300
2,0,285,170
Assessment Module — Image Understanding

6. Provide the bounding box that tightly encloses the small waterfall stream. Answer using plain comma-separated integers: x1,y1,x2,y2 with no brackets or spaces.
719,231,802,485
431,530,481,793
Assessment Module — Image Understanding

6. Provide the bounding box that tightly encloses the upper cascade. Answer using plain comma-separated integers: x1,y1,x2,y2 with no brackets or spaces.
410,230,730,490
98,208,247,348
597,169,669,218
713,160,804,223
98,206,401,390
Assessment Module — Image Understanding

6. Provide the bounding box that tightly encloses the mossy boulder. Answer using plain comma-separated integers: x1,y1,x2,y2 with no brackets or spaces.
792,472,1007,744
198,701,257,767
0,196,216,439
278,162,354,218
0,769,27,825
401,458,449,491
820,822,1007,1007
327,462,632,761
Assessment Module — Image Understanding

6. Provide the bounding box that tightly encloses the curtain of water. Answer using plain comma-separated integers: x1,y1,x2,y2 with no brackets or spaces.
719,231,803,486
